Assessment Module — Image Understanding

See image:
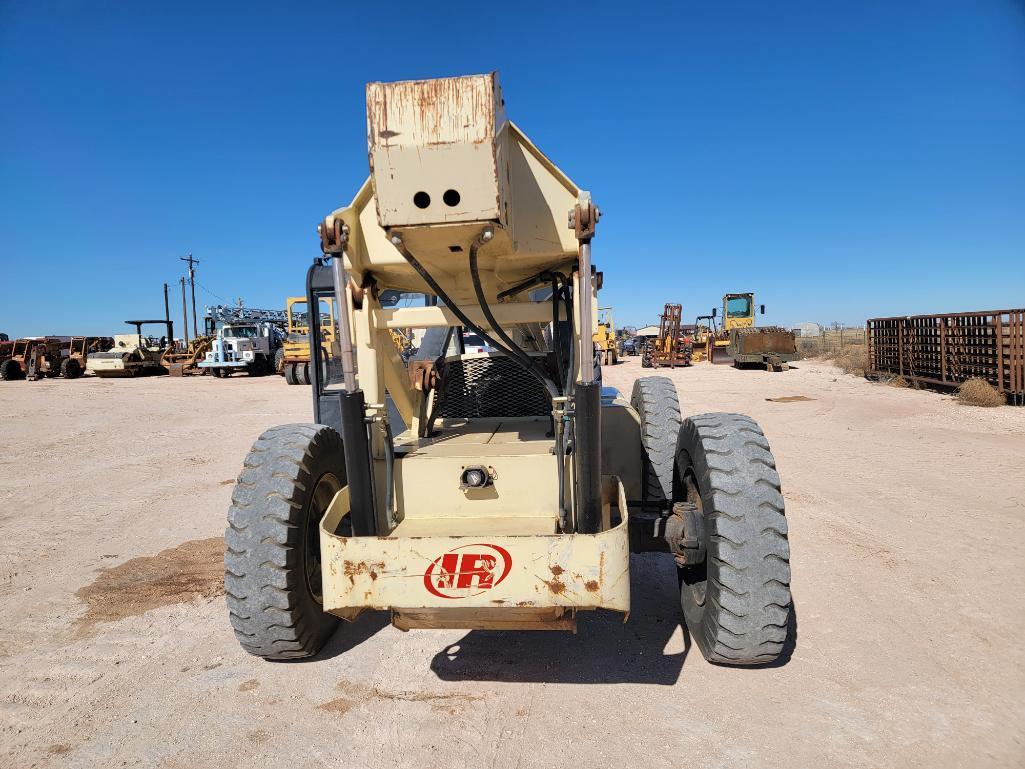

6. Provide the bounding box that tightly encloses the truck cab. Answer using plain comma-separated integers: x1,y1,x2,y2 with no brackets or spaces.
201,322,279,377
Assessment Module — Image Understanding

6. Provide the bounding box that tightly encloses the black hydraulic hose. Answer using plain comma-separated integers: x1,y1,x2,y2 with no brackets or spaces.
550,275,564,392
468,238,559,399
382,412,395,529
561,282,576,399
392,234,554,401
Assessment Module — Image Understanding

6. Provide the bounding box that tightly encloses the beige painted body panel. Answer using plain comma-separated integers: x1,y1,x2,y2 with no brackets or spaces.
320,478,630,629
394,418,560,521
329,74,582,303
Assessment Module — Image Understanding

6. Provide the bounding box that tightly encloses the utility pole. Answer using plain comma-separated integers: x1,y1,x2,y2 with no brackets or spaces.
180,277,190,347
179,253,200,338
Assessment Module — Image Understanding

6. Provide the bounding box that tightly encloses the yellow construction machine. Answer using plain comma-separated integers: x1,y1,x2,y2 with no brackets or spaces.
593,306,618,366
223,73,792,667
281,296,336,385
707,292,797,371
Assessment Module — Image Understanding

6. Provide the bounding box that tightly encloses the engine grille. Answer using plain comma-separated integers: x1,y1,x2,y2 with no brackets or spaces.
435,354,549,419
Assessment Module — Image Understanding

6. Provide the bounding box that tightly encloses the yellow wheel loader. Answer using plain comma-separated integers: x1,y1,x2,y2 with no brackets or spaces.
225,74,792,666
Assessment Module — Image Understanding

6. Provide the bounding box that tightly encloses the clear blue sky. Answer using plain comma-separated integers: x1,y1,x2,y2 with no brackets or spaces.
2,1,1023,338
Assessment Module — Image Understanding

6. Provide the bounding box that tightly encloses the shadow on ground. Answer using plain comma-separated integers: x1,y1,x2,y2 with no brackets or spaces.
299,609,391,663
303,555,797,679
429,554,689,685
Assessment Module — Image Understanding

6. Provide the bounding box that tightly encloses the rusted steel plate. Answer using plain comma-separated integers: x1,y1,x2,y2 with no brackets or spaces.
318,484,630,616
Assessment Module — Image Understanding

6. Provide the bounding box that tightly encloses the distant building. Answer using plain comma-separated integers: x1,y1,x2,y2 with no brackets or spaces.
636,325,660,338
793,322,822,338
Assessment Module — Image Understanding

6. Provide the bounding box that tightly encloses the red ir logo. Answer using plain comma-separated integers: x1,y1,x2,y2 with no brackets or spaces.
423,544,513,599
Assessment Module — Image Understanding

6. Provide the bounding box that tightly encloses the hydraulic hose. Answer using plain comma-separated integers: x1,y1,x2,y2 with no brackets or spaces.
391,233,555,401
381,412,395,530
561,282,576,399
467,236,559,399
551,275,564,392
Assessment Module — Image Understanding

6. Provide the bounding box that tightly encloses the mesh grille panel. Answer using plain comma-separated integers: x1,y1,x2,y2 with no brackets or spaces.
435,355,549,418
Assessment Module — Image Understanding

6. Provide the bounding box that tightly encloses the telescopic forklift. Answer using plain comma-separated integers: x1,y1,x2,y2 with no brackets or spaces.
224,73,792,666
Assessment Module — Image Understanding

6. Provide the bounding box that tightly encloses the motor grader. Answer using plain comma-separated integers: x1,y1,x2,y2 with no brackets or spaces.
225,73,792,666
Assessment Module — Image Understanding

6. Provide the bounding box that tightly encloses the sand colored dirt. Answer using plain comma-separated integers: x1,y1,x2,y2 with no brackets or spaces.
1,361,1023,768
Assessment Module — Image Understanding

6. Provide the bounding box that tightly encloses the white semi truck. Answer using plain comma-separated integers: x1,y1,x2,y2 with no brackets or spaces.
199,322,282,377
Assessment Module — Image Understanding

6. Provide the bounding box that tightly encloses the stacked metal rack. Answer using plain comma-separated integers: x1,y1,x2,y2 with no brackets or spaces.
867,309,1025,404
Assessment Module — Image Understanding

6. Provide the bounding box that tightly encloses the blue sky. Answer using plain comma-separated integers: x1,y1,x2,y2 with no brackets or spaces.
1,1,1023,338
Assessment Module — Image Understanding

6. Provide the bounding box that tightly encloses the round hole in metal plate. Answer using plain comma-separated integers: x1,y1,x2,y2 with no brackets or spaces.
443,189,461,207
413,191,431,209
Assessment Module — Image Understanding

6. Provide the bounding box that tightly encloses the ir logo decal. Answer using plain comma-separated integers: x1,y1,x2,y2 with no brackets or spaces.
423,543,513,599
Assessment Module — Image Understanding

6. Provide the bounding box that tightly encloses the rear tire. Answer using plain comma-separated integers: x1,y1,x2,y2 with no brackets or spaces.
296,362,309,386
284,362,298,385
225,424,345,660
675,413,792,665
61,358,83,379
631,377,682,504
641,342,653,369
274,347,284,375
1,359,23,380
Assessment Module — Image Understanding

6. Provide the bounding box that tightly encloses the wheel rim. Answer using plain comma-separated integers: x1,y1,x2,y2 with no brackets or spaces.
304,472,341,604
679,470,708,607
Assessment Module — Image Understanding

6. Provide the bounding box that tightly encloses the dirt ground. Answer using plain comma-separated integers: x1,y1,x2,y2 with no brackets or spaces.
1,360,1023,769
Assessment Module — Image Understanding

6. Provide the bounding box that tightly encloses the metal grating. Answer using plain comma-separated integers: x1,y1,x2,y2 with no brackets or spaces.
867,309,1025,403
435,354,550,418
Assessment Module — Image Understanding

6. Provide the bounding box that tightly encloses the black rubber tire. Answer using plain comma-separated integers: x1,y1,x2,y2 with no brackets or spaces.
296,362,309,386
225,424,345,660
630,377,682,504
641,342,653,369
1,359,23,381
675,413,792,665
61,358,83,379
274,347,284,375
284,362,298,385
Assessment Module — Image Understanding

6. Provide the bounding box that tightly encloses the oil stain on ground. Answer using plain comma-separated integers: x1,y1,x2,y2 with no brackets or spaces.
73,537,224,637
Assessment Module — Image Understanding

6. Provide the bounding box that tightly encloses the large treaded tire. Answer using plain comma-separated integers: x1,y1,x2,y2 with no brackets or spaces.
630,377,682,503
225,424,344,660
1,359,23,380
274,347,285,375
61,357,83,379
676,413,792,665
